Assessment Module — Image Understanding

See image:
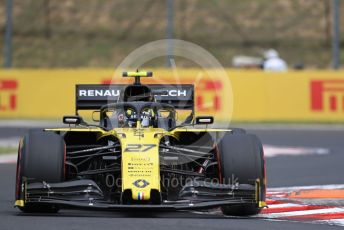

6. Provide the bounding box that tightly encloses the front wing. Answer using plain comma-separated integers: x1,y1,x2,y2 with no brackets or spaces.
15,178,266,211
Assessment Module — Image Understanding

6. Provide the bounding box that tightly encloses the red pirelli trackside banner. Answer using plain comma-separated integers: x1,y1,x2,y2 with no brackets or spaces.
0,69,343,122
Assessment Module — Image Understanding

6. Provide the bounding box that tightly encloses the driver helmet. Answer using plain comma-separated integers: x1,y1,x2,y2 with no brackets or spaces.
141,110,153,127
125,109,137,127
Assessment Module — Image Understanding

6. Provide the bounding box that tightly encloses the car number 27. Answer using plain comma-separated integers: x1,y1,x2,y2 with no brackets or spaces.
124,144,156,152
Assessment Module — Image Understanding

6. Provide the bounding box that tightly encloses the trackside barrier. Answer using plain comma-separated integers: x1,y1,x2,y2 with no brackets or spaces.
0,69,344,122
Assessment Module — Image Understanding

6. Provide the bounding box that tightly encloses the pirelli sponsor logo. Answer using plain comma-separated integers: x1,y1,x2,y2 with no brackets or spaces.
0,79,18,111
311,80,344,112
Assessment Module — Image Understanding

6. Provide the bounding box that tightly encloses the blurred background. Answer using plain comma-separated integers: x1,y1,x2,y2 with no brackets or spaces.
1,3,344,228
0,0,343,69
0,0,343,123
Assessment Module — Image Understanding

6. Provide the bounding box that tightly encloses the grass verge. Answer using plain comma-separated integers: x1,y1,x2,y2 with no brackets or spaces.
0,147,17,155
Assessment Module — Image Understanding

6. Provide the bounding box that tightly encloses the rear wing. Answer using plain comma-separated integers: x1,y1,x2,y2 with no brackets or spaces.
75,84,194,112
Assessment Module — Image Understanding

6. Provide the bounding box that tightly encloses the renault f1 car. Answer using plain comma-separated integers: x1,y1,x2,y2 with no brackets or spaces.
15,71,266,216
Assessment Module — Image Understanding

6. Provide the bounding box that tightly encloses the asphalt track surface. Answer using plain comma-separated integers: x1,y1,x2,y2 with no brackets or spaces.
0,125,343,230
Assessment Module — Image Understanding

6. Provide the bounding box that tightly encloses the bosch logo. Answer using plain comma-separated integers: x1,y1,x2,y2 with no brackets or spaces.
161,90,187,97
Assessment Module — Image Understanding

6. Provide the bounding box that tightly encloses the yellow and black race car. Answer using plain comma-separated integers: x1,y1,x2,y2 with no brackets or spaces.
14,71,266,216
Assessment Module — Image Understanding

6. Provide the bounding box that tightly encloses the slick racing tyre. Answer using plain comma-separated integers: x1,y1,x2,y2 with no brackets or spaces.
15,130,66,213
218,133,265,216
230,128,246,134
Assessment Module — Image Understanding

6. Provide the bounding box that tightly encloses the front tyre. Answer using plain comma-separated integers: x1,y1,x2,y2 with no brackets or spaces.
15,130,66,213
218,133,265,216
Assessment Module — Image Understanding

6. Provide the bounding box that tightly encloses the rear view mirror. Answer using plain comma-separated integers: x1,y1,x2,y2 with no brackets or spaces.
92,111,100,122
63,115,82,125
195,116,214,125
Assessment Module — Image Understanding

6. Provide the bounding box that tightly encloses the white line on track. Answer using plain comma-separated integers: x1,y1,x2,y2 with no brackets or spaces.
0,137,20,148
269,184,344,191
263,145,330,157
258,207,344,218
235,124,344,131
266,203,302,209
0,154,17,164
314,219,344,227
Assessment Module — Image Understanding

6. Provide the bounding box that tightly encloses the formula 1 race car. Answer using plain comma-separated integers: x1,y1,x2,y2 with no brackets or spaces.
15,71,266,216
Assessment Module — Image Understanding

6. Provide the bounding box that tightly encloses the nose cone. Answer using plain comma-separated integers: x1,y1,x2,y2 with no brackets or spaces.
119,129,161,202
